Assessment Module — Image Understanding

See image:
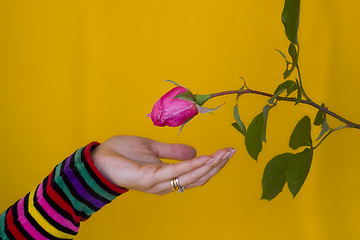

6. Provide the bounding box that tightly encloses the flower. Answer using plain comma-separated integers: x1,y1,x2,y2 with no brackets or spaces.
148,86,198,127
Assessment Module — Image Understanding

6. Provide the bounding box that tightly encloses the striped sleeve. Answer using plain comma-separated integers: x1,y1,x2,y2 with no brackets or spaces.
0,142,128,240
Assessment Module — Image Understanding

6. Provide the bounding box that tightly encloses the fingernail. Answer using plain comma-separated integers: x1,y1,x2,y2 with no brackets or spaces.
206,158,215,164
229,149,236,158
222,151,231,160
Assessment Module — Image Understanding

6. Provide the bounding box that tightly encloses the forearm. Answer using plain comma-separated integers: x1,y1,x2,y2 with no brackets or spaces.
0,142,128,240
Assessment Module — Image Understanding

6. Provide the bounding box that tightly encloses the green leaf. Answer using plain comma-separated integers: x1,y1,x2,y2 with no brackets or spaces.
233,104,246,136
289,115,312,150
268,89,286,105
236,85,245,101
283,66,295,79
287,148,313,198
245,112,265,160
275,49,290,63
288,43,298,65
275,80,297,95
287,81,298,95
282,43,298,79
269,80,297,104
275,49,292,79
262,105,271,143
315,118,330,141
261,153,293,201
281,0,301,44
314,103,326,126
232,122,246,137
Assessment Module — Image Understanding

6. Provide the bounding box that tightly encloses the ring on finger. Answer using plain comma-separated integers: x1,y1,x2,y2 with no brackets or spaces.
170,177,184,193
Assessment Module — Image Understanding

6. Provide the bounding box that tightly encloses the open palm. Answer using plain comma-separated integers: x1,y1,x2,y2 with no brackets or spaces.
91,135,235,195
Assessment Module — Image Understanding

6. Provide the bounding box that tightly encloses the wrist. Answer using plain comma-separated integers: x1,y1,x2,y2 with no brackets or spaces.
91,145,113,184
86,142,128,194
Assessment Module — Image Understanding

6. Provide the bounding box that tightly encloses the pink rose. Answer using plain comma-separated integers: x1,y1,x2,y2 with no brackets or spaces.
148,87,198,127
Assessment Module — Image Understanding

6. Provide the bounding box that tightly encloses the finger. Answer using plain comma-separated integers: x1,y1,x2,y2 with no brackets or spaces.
185,150,234,189
183,149,235,188
149,140,197,160
153,154,212,183
177,148,234,185
149,148,235,194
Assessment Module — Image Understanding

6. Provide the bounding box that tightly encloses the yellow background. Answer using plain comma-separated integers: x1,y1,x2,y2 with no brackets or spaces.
1,0,360,239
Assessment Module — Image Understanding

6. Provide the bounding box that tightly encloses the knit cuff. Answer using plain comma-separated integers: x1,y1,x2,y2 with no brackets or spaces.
83,142,129,196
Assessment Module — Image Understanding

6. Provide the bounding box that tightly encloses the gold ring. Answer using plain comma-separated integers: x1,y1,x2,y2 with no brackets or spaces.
170,177,184,193
170,178,177,191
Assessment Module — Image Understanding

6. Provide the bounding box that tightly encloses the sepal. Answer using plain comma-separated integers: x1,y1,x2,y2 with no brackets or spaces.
196,103,223,114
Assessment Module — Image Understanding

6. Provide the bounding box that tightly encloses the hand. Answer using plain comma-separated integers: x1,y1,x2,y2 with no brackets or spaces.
91,135,236,195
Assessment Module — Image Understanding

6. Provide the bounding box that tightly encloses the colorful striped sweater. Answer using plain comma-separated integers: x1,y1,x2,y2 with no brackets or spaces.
0,142,128,240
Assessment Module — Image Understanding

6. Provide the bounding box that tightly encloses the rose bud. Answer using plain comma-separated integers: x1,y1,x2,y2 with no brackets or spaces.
148,86,198,127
